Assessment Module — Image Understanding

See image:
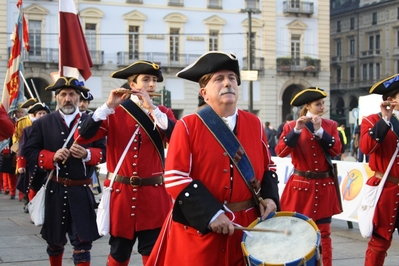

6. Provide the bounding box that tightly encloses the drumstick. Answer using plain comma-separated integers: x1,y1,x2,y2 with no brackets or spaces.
115,89,162,97
62,135,80,164
235,226,291,235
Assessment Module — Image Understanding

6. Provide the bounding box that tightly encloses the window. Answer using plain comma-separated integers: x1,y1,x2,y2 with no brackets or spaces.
336,68,341,83
350,39,355,55
369,36,374,50
349,66,355,82
85,23,96,51
168,0,183,6
290,0,300,9
337,41,342,56
337,21,341,32
291,35,300,66
170,28,180,62
376,63,380,80
372,12,377,25
209,30,219,51
369,63,373,80
350,17,355,29
376,35,380,50
246,0,258,9
208,0,221,8
397,30,399,46
28,20,42,57
128,26,139,60
362,64,367,80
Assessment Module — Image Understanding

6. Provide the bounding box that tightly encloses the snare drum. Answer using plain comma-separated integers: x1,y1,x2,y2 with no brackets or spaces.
241,211,321,266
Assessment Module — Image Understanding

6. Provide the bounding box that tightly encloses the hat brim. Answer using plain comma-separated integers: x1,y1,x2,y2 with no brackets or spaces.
111,61,163,82
45,77,89,94
369,74,399,95
290,87,327,107
27,103,50,114
176,51,241,86
20,98,38,108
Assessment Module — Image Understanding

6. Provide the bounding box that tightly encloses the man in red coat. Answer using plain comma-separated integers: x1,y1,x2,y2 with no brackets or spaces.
360,74,399,266
275,87,342,266
77,61,176,266
147,51,279,266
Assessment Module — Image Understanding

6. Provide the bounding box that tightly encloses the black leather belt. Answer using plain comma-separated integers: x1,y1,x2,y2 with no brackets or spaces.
107,172,164,186
51,176,92,186
293,169,333,179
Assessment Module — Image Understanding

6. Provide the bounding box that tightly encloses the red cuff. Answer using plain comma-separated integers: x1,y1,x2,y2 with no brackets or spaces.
38,150,56,170
86,148,104,166
17,156,26,169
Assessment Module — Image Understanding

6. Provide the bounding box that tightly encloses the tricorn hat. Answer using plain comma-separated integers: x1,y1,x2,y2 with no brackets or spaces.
369,74,399,95
45,77,89,94
80,91,94,101
111,60,163,82
27,102,50,114
20,98,38,108
290,87,327,107
176,51,241,85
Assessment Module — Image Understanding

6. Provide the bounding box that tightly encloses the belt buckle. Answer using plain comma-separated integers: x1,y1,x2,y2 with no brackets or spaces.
62,178,70,186
304,171,312,178
130,176,141,187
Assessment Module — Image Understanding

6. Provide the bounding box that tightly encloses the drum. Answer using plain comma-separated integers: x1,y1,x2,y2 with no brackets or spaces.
241,211,321,266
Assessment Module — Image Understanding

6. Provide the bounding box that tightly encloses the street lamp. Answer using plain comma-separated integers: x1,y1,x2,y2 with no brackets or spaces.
240,8,261,113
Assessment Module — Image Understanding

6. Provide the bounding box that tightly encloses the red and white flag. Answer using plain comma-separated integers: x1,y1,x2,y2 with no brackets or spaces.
1,0,29,113
59,0,93,82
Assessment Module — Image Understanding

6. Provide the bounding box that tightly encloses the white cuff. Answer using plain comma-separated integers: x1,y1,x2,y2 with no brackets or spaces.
208,210,225,228
82,149,91,163
294,128,302,134
314,127,324,137
92,103,115,122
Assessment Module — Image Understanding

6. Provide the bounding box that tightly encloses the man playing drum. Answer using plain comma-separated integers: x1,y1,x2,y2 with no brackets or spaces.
146,51,280,266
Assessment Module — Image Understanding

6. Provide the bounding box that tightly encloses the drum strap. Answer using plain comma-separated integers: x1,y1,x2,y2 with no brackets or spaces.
196,106,259,204
120,100,165,167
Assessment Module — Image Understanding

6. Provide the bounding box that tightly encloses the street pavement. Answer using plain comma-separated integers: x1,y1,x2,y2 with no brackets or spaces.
1,189,399,265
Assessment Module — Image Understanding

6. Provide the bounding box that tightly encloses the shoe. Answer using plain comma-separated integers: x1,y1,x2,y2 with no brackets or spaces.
5,190,9,195
10,195,15,200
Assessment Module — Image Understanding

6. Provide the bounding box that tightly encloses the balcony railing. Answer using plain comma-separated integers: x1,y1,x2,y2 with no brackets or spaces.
116,51,202,67
242,57,265,70
283,1,314,16
360,49,381,58
10,47,105,65
276,57,320,72
331,56,343,64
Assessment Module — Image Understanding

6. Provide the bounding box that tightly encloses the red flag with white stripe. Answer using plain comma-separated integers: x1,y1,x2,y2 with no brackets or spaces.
59,0,93,81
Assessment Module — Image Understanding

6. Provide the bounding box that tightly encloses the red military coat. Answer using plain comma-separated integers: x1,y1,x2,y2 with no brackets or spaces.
77,104,175,240
148,110,278,266
275,119,342,221
360,114,399,240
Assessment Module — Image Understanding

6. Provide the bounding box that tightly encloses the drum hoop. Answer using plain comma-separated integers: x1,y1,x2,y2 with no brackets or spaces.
241,211,321,265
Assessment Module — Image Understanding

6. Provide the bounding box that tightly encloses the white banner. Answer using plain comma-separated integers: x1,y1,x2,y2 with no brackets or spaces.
273,157,374,223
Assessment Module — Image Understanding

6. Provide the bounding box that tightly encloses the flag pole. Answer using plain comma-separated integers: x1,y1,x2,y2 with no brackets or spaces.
19,70,35,99
30,79,42,102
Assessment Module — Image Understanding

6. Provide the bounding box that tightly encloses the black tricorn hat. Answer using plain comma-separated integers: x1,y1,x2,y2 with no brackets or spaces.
27,102,50,114
111,60,163,82
369,74,399,95
176,51,241,85
20,98,38,108
290,87,327,107
45,77,89,94
80,91,94,101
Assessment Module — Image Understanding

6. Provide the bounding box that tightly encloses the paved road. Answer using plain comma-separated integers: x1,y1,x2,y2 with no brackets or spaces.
1,190,398,265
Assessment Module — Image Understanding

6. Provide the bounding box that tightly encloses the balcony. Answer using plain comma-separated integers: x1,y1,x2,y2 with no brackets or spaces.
11,47,105,66
116,51,201,68
242,57,265,71
360,49,381,59
283,1,314,17
331,56,343,64
276,57,320,74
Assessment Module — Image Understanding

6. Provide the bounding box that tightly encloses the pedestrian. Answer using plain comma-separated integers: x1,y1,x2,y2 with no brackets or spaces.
275,87,342,266
334,124,347,160
0,139,17,199
79,91,94,115
23,77,106,266
264,121,277,156
354,123,369,163
276,113,293,139
16,102,50,210
77,60,176,266
147,51,280,266
359,74,399,266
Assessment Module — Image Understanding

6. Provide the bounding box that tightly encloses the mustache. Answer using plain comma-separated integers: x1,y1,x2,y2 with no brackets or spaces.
219,88,236,96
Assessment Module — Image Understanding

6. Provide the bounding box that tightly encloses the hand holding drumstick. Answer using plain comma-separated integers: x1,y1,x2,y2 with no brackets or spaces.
294,110,329,132
380,100,397,120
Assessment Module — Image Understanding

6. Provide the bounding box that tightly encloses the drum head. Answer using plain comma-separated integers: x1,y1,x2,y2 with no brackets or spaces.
243,214,318,264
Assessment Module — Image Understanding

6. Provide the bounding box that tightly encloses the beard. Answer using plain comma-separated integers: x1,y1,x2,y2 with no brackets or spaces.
59,102,77,115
